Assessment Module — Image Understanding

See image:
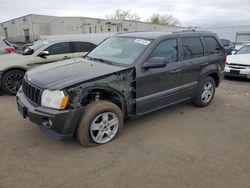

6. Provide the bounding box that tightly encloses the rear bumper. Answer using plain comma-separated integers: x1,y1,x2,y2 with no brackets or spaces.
16,88,83,140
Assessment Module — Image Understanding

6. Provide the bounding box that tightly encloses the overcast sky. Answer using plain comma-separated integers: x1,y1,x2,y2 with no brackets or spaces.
0,0,249,27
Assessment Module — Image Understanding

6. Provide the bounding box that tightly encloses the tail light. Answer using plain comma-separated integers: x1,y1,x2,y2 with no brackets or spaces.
223,53,227,64
5,47,15,53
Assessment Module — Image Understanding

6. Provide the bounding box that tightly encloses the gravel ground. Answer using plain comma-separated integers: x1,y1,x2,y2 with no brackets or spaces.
0,78,250,188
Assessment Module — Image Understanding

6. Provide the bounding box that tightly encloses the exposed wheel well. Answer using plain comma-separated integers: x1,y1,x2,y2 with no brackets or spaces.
208,73,219,87
81,89,126,116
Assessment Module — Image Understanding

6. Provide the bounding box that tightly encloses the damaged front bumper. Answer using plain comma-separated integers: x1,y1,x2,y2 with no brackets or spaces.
16,88,83,140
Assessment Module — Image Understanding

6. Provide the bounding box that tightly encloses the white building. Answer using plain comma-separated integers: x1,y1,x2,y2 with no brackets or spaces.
0,14,182,43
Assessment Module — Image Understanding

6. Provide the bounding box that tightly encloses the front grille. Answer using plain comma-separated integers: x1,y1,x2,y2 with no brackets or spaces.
22,78,42,105
228,63,249,67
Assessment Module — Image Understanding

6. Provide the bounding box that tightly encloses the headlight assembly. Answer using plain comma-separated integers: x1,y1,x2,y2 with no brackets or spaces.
41,89,69,110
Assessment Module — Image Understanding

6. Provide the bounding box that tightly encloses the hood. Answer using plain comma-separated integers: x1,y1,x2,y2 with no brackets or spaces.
0,53,32,69
227,54,250,65
26,58,130,90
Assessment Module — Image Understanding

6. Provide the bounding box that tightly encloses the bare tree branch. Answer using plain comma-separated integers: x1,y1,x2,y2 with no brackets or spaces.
106,9,141,21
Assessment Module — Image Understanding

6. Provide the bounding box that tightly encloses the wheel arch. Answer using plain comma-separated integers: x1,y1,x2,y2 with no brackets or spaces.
199,65,220,87
79,86,128,117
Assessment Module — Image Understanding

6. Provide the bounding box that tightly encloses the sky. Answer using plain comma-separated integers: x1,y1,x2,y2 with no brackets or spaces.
0,0,250,27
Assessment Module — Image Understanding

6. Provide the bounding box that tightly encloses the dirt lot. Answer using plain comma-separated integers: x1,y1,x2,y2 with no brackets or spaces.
0,78,250,188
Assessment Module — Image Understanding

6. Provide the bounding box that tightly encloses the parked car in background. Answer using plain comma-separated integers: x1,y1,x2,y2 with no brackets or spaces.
16,31,226,146
235,31,250,50
0,38,101,95
225,43,250,79
0,37,16,54
221,39,235,55
235,40,250,51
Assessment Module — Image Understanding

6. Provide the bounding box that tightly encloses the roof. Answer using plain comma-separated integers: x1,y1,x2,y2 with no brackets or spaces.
117,30,214,39
37,35,111,45
117,31,173,39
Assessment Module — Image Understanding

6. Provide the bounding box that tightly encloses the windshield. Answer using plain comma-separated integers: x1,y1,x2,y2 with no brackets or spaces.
22,40,49,55
87,37,152,66
236,45,250,55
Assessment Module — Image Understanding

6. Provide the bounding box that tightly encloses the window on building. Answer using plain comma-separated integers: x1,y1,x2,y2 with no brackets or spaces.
94,26,97,33
89,27,92,33
149,38,178,63
204,36,223,54
44,42,71,55
181,37,204,60
108,27,111,32
73,42,97,52
101,26,103,32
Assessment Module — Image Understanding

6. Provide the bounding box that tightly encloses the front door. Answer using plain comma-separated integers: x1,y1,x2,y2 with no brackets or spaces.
136,38,182,115
34,42,74,65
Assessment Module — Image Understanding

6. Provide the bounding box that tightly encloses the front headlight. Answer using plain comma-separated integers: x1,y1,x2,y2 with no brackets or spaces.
41,89,69,110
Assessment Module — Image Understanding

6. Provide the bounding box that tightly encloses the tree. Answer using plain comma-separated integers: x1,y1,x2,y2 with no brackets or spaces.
149,14,180,26
106,9,140,21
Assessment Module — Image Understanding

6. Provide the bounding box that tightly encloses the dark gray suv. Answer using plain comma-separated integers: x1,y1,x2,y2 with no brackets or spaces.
16,31,226,146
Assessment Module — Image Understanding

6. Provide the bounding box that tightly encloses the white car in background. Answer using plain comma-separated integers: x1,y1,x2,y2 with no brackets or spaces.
225,43,250,79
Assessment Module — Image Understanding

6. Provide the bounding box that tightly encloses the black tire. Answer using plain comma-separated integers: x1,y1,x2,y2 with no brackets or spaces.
192,76,216,107
76,100,123,147
2,69,25,95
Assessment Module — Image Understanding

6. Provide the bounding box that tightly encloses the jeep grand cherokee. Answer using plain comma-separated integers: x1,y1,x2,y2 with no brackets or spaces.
16,31,226,147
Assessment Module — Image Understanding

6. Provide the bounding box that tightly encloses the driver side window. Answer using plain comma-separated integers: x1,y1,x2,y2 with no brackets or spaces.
149,38,178,63
44,42,71,55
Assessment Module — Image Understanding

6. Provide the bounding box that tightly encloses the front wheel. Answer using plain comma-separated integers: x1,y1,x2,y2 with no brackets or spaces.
2,69,25,95
192,76,216,107
76,100,123,147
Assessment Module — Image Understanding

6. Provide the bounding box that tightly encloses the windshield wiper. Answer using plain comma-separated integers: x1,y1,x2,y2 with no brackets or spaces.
86,56,113,65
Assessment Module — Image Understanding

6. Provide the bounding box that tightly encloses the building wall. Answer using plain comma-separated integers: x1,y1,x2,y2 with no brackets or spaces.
0,14,181,43
0,14,58,43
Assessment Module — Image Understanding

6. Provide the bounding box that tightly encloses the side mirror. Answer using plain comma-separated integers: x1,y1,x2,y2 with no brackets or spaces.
143,57,166,69
231,50,236,55
38,51,50,58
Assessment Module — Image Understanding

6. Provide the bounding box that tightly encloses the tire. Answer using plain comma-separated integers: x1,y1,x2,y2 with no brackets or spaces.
2,69,25,95
192,76,216,107
76,100,123,147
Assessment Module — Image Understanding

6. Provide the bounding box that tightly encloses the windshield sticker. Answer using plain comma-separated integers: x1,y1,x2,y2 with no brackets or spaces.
134,39,151,45
43,41,49,44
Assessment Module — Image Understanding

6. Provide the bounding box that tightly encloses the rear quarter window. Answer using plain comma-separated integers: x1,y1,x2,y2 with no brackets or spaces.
181,37,204,60
204,36,223,54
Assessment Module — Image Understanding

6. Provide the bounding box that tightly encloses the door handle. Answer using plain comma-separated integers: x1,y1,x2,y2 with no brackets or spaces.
170,69,181,74
63,56,71,59
201,62,209,66
183,66,192,70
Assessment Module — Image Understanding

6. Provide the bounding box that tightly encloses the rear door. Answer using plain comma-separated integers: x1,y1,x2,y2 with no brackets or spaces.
203,35,226,72
179,34,208,99
136,37,183,115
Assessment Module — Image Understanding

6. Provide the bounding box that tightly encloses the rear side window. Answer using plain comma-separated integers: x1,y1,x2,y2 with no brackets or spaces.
181,37,204,60
73,42,97,52
45,42,71,55
204,37,223,54
149,38,178,63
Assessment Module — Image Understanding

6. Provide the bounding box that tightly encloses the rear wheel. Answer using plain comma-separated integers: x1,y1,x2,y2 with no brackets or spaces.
76,100,123,147
192,76,216,107
2,69,25,95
